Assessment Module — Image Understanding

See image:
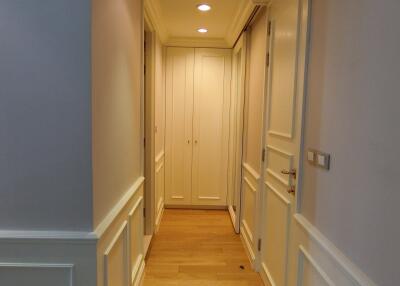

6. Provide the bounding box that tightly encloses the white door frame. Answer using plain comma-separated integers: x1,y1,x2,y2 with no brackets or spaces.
228,32,248,233
254,0,311,281
143,13,156,236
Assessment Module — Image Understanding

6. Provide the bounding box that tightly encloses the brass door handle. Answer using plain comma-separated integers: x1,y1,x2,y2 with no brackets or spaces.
281,169,296,179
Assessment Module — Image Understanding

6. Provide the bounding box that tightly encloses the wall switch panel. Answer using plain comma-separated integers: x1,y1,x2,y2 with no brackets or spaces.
307,148,330,170
307,151,315,162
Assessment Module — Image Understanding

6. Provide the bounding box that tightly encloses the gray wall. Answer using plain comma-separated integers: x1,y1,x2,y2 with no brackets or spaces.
0,1,92,231
301,0,400,285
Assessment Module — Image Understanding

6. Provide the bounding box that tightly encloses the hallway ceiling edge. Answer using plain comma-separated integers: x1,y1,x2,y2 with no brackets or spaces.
144,0,265,48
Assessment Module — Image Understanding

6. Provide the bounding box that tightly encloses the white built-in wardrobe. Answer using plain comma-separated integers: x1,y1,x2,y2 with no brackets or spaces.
165,47,232,206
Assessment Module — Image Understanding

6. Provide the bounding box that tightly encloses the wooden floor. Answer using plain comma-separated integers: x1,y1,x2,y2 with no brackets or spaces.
143,209,263,285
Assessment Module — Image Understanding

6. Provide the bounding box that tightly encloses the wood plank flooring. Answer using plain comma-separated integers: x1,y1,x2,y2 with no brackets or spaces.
143,209,263,285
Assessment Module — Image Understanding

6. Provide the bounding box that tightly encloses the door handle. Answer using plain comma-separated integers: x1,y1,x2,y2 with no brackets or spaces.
281,169,296,179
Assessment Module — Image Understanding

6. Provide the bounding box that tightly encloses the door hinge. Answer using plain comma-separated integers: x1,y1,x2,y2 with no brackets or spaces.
261,148,266,162
258,239,262,251
143,207,146,217
143,137,146,148
268,21,272,36
266,53,270,67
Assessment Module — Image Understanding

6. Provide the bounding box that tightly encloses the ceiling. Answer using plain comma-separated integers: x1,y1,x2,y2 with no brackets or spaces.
145,0,258,47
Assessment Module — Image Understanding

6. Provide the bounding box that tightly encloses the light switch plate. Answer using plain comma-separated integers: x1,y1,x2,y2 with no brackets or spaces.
307,151,315,162
308,148,330,170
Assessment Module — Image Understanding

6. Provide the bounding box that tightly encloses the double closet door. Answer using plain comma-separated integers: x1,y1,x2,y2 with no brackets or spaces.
165,47,232,206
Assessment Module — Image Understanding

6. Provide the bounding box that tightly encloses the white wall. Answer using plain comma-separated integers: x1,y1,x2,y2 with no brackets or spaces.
92,0,143,229
301,1,400,285
0,0,92,231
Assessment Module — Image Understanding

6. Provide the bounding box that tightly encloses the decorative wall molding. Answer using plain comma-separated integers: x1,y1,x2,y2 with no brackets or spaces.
0,263,74,286
0,230,97,242
104,221,129,286
242,162,261,181
155,151,165,232
128,197,145,286
166,37,229,48
95,177,145,238
240,220,256,263
294,214,377,286
226,0,256,47
144,0,169,42
297,246,334,286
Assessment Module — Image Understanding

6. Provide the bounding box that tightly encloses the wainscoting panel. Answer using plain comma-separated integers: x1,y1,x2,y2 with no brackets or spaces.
240,163,260,264
97,177,145,286
292,214,377,286
0,263,73,286
155,151,165,232
104,222,129,286
129,197,145,285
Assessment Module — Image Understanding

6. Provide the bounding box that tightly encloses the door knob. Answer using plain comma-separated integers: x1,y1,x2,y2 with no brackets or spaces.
281,169,296,179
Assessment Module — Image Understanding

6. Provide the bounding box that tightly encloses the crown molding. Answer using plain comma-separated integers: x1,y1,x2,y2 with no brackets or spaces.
225,0,256,47
251,0,271,4
166,37,229,48
144,0,169,42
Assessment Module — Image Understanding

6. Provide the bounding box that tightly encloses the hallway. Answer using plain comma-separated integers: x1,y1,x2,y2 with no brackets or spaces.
143,210,263,285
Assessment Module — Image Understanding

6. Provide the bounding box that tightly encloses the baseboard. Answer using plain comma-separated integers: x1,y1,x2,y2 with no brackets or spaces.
294,214,377,286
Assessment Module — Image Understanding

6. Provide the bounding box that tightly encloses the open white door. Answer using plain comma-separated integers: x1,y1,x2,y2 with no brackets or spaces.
259,0,309,285
228,33,247,233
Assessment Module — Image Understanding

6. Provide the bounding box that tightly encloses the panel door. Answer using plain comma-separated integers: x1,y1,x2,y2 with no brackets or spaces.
191,48,232,206
165,47,194,205
228,33,247,233
240,7,268,257
260,0,308,285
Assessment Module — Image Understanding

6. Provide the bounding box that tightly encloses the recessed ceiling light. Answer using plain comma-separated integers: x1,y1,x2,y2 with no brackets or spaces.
197,28,208,33
197,4,211,12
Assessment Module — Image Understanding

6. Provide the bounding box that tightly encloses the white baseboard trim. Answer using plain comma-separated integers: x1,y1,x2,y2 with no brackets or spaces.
294,214,377,286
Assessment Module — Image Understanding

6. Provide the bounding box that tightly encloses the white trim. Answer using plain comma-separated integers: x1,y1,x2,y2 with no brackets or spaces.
240,222,256,263
294,214,377,286
260,262,277,286
242,220,254,243
95,177,145,238
155,150,164,164
144,0,168,42
0,263,74,286
242,162,261,181
104,221,129,286
0,230,97,241
132,258,145,286
166,37,229,48
297,245,335,286
226,0,256,47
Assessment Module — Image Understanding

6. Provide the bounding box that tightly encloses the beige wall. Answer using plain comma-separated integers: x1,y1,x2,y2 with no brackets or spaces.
301,1,400,285
154,35,165,156
92,0,143,228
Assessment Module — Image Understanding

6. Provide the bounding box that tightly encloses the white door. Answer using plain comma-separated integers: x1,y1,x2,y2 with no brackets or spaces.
228,33,247,233
165,47,194,205
259,0,309,285
191,48,232,206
